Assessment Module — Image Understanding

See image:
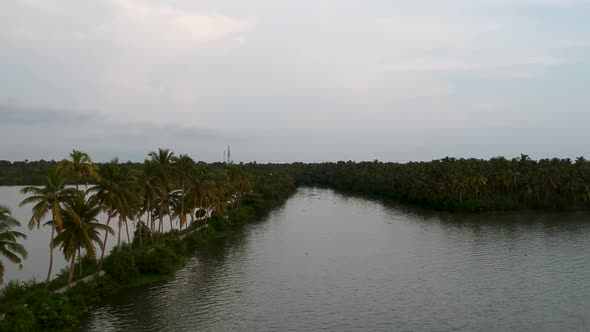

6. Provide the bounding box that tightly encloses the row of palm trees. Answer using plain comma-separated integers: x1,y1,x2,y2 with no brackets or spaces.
296,155,590,211
17,149,252,289
0,153,96,283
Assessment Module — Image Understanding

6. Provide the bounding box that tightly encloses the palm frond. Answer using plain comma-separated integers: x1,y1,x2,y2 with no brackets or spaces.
0,246,24,264
0,240,27,259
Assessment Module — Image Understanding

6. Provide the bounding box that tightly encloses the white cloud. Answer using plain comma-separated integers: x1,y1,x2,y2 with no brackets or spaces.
1,0,257,122
111,0,257,55
100,1,257,121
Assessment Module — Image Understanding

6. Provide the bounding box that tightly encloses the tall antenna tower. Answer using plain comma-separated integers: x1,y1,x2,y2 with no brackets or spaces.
227,145,231,164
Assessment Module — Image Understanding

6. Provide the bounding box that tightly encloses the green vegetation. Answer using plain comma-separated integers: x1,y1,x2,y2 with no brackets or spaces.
54,192,112,288
295,155,590,212
0,160,60,186
2,154,589,213
0,149,297,331
0,206,28,283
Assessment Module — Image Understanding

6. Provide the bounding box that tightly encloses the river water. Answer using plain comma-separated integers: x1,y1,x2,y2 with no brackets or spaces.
74,187,590,331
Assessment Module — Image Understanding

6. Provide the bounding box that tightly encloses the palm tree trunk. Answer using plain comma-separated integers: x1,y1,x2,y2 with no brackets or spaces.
159,207,164,232
78,248,82,277
157,208,163,243
138,217,143,249
98,213,112,272
199,196,204,225
148,210,153,244
68,251,77,290
125,219,131,250
145,200,150,245
150,209,155,235
45,222,56,288
181,179,185,230
197,196,199,223
117,216,122,252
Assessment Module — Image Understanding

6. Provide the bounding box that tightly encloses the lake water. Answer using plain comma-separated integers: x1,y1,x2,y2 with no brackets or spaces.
76,187,590,331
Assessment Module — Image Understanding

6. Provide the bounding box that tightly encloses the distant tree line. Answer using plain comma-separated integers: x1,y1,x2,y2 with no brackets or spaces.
294,155,590,212
3,154,590,212
0,160,62,185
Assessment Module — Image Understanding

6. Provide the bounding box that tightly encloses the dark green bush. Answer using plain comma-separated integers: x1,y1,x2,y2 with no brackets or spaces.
493,198,519,211
132,221,152,247
187,228,205,242
67,279,102,312
0,280,40,307
164,237,188,257
209,216,232,232
135,246,185,275
28,291,78,329
229,206,257,224
0,305,37,331
103,250,140,283
458,198,519,212
183,226,217,250
93,275,119,297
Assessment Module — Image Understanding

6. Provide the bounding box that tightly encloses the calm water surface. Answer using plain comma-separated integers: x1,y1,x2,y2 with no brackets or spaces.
13,187,590,331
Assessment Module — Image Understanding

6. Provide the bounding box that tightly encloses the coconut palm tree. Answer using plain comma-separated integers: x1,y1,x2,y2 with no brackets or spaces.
0,205,28,284
200,170,230,222
19,168,77,286
135,160,159,247
53,193,113,289
174,154,195,230
187,167,207,227
115,193,138,252
149,149,176,231
228,165,252,208
88,159,137,269
171,192,191,232
59,150,100,190
58,150,101,274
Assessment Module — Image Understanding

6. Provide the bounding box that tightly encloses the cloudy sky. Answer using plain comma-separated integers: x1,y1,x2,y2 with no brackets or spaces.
1,0,589,162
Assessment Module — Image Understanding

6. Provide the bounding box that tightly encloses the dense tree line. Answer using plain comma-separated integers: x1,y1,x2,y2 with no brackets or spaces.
294,155,590,212
0,160,61,185
3,154,590,213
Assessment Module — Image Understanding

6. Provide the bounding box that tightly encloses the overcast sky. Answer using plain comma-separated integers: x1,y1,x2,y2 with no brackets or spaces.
1,0,589,163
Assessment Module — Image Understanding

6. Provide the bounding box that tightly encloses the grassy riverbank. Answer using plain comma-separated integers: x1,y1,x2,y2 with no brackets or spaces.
0,200,292,331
